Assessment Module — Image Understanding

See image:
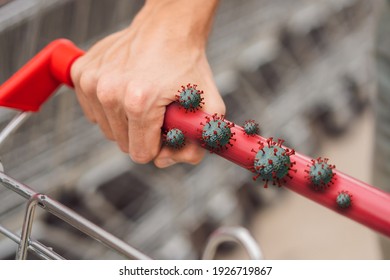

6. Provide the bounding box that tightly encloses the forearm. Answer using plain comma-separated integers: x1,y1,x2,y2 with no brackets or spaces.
137,0,220,48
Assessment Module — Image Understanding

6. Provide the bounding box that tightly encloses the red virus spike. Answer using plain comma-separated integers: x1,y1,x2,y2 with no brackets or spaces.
266,137,274,148
277,138,284,147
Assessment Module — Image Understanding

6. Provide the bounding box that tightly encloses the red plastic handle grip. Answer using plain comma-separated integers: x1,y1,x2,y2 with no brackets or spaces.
1,39,389,237
0,39,84,111
164,103,390,237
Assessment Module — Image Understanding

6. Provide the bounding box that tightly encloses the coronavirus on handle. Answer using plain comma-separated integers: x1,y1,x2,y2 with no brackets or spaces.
164,88,390,238
0,39,389,238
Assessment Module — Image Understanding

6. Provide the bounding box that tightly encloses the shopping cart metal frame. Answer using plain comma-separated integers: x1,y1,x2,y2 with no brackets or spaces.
1,37,389,259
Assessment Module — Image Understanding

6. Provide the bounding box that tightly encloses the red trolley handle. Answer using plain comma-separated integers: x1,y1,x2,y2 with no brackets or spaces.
1,39,389,238
0,39,83,111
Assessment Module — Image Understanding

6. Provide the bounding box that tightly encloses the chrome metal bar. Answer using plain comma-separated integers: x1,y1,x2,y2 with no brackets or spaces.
0,224,64,260
16,194,39,260
39,194,151,260
0,172,36,199
0,172,150,260
202,226,263,260
0,112,31,149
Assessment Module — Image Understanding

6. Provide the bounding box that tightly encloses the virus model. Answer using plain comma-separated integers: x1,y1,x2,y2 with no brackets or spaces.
305,157,336,191
336,191,352,209
253,137,296,188
176,83,204,112
243,120,260,136
164,128,185,149
200,114,235,151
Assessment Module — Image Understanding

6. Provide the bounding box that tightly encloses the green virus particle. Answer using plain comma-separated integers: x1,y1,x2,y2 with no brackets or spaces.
164,128,185,149
243,120,260,136
305,157,336,191
176,83,204,112
200,113,235,151
336,191,352,209
252,137,296,188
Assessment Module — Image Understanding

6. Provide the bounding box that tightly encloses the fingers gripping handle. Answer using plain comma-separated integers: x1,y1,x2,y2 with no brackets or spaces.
0,39,84,111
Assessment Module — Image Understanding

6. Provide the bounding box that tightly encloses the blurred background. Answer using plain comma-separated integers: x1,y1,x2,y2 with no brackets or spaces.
0,0,386,259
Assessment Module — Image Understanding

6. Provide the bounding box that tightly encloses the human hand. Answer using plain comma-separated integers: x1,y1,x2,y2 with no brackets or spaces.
70,0,223,168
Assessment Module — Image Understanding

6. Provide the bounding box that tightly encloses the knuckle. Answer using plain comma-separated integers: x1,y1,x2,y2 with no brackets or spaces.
79,71,98,96
96,83,118,108
124,88,148,117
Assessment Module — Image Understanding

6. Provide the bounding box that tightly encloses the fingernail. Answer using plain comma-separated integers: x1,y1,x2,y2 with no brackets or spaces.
156,158,176,168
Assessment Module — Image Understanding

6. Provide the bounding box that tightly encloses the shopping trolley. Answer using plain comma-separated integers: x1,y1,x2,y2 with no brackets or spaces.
0,39,263,260
0,39,389,260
